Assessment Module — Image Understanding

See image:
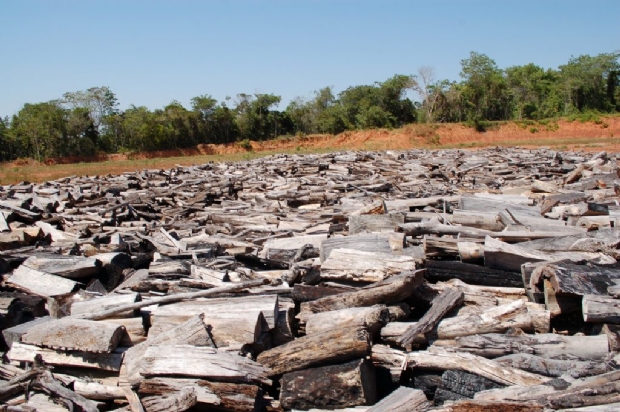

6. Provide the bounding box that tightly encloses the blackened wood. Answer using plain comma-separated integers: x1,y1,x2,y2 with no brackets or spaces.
425,260,523,287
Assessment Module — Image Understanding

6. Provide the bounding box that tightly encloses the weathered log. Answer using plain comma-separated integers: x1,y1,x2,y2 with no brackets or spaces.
138,378,220,408
21,254,102,279
256,326,371,376
437,332,610,361
70,292,140,319
140,344,272,385
320,248,416,283
432,399,545,411
494,353,610,378
21,318,124,353
583,294,620,323
5,265,78,298
2,315,53,348
532,261,620,297
7,342,123,371
348,213,404,235
365,387,431,412
279,359,376,410
425,260,524,288
320,233,393,261
298,270,424,322
439,369,504,399
304,305,389,336
406,347,550,386
397,287,464,347
291,284,350,302
141,387,197,412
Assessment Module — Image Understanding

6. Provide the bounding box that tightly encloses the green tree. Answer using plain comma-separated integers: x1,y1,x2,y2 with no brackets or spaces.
10,101,67,160
459,52,510,121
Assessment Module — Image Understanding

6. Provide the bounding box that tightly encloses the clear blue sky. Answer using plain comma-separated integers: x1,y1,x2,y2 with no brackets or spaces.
1,0,618,116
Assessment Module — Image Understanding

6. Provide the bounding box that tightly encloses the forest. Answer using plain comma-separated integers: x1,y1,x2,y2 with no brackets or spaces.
1,51,618,162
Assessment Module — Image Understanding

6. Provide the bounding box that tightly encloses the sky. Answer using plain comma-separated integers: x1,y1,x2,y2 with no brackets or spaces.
0,0,618,116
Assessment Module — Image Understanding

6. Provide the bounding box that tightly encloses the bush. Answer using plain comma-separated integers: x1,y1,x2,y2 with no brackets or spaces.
238,138,252,151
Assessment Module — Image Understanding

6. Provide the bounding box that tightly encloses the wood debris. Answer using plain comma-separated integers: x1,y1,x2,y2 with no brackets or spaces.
1,147,620,410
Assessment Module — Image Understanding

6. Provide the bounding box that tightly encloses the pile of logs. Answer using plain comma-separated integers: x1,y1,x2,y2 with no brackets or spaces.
1,147,620,411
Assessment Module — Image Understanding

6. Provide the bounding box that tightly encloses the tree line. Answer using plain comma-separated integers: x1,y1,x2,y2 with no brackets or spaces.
1,51,618,162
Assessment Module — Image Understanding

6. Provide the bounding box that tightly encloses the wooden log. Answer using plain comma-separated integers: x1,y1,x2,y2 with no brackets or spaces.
7,342,123,371
73,380,127,400
438,332,610,361
141,387,197,412
32,370,100,412
583,294,620,323
102,317,147,347
138,378,221,408
2,316,53,348
256,326,371,376
273,297,295,346
298,270,424,322
432,399,544,412
0,227,43,250
494,353,610,378
123,314,214,387
320,233,393,261
397,287,464,347
406,347,550,386
304,305,389,336
5,265,78,298
348,213,404,235
532,262,620,297
291,284,350,302
365,387,431,412
149,294,277,347
70,292,140,319
279,359,376,410
425,260,524,287
319,248,416,283
21,254,102,279
73,278,269,320
544,278,582,317
439,369,504,399
140,344,272,385
22,318,124,353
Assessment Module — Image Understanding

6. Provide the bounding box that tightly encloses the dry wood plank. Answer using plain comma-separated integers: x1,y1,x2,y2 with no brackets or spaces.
432,399,544,412
257,326,371,376
279,359,376,410
140,344,272,385
21,254,102,279
73,380,127,400
397,287,464,347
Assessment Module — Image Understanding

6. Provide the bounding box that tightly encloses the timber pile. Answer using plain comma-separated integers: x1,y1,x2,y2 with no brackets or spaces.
1,148,620,411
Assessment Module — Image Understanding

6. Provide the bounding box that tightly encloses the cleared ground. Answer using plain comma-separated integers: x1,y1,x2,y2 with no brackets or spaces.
1,116,619,185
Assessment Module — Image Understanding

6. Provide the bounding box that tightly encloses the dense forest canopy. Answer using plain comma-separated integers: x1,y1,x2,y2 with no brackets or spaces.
1,51,619,162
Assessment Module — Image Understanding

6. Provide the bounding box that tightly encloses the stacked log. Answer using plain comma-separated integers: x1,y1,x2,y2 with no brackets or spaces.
0,148,620,410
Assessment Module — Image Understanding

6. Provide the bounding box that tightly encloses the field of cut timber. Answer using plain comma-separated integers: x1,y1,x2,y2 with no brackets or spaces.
2,147,620,411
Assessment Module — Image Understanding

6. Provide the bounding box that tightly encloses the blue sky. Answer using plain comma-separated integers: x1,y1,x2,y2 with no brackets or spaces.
1,0,618,116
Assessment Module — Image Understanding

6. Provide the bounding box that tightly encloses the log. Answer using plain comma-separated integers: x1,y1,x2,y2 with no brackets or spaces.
138,378,221,407
365,387,431,412
583,294,620,323
439,369,504,399
102,317,147,346
70,292,140,319
433,399,544,411
320,233,393,261
319,248,416,283
397,287,464,347
2,316,53,348
7,342,123,371
406,347,550,386
425,260,524,288
22,318,124,353
438,332,610,361
533,262,620,297
304,305,389,336
494,353,610,378
291,284,350,302
21,254,102,279
279,359,376,410
141,387,197,412
73,380,127,400
123,314,214,387
299,270,424,322
140,344,272,385
348,213,404,235
33,370,100,412
5,265,78,298
256,326,371,376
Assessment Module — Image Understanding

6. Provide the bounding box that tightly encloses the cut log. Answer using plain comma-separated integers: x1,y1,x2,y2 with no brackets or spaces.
138,378,220,407
406,347,550,386
140,344,272,385
7,342,123,371
73,380,127,400
291,284,350,302
348,213,404,235
5,265,78,298
102,317,147,347
304,305,389,336
320,233,393,261
279,359,376,410
583,294,620,323
532,261,620,297
397,287,464,347
439,369,504,399
123,314,214,387
365,387,431,412
70,292,140,319
438,332,610,361
299,270,424,322
21,254,102,279
433,399,544,411
21,318,124,353
2,316,53,348
425,260,523,288
320,248,416,283
141,387,197,412
494,353,610,378
256,326,371,376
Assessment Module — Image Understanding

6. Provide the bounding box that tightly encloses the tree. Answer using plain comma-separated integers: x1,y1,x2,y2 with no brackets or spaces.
412,66,444,123
62,86,119,137
10,101,67,161
459,52,509,121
